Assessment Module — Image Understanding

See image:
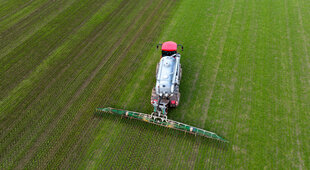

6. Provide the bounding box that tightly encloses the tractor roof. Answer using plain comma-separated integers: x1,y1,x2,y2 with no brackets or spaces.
162,41,177,51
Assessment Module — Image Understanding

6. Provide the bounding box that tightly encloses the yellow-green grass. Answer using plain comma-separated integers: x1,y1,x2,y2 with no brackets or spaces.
0,0,309,169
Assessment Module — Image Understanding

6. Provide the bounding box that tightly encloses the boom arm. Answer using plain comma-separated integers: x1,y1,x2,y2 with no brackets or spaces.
96,107,228,142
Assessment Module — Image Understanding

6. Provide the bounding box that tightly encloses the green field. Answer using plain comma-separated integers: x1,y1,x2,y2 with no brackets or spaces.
0,0,309,169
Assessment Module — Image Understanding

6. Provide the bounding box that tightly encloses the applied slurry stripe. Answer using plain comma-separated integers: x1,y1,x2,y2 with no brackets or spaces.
0,0,132,167
124,122,160,168
0,0,102,97
65,36,154,167
13,0,172,166
200,0,235,129
85,0,171,167
285,0,304,168
144,125,168,169
18,0,171,169
111,119,146,168
0,9,109,167
104,118,142,168
0,0,131,141
2,0,97,103
10,0,131,143
1,0,129,131
27,0,173,167
0,0,100,90
0,0,76,60
61,34,150,168
0,0,48,32
59,0,153,111
188,137,201,168
0,0,118,155
75,53,148,168
204,142,217,170
175,135,193,169
169,133,189,168
0,0,113,133
163,131,179,168
170,133,189,169
13,1,146,168
184,137,201,169
0,0,71,58
194,136,213,169
96,119,129,168
146,129,172,168
77,117,118,169
0,0,33,21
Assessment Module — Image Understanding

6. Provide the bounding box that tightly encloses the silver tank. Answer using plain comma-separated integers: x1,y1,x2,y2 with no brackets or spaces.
155,54,181,96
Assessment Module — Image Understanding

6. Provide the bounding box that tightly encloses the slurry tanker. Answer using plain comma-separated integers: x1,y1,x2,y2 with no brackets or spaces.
96,41,228,142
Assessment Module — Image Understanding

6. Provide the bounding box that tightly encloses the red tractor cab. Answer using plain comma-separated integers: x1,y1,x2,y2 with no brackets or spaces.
157,41,183,57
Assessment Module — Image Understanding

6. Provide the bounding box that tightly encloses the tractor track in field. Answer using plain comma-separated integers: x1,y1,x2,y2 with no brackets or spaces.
0,0,130,137
38,0,158,166
65,0,172,167
0,1,162,164
0,0,60,49
1,0,130,166
15,0,174,167
284,0,304,168
0,0,109,136
0,0,95,99
296,0,309,70
0,0,75,60
178,0,222,122
13,1,140,168
200,0,235,128
213,0,246,140
2,0,309,168
4,0,123,114
0,0,34,21
0,0,115,153
33,2,138,167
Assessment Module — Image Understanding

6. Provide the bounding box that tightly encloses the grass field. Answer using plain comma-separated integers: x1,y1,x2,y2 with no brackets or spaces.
0,0,309,169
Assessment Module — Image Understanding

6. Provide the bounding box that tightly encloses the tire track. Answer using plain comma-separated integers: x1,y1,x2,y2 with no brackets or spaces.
200,0,235,127
12,1,141,168
0,0,117,156
284,0,304,168
19,0,167,168
0,0,104,99
0,0,33,21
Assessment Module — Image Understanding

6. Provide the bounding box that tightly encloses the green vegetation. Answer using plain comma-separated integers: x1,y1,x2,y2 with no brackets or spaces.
0,0,309,169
